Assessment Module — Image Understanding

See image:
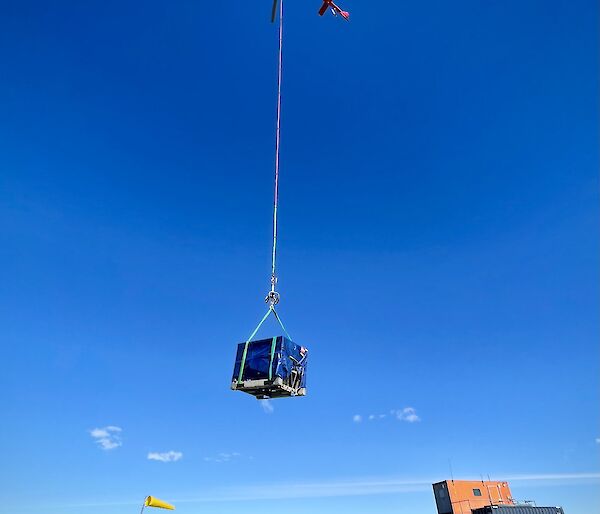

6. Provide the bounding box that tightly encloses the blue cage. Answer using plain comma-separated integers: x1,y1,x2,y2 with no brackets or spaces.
231,336,308,399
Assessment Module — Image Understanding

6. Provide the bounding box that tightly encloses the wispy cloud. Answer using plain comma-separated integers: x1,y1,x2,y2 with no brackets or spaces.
596,438,600,444
354,408,420,424
176,472,600,502
505,473,600,481
260,400,274,414
204,452,243,463
89,426,122,450
148,451,183,463
49,472,600,509
392,408,420,423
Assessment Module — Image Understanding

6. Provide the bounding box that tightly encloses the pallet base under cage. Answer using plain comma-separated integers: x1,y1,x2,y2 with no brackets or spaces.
231,376,307,399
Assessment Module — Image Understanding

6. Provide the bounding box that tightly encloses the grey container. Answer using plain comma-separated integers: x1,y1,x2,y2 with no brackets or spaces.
472,507,564,514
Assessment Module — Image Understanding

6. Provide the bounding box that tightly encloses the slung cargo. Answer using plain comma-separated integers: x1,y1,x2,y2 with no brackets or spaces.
231,336,308,399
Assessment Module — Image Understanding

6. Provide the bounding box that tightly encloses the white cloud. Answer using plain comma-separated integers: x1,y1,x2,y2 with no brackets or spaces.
89,426,122,450
148,451,183,463
355,408,420,424
155,473,600,503
57,472,600,508
204,452,243,463
260,400,274,414
394,407,420,423
596,438,600,444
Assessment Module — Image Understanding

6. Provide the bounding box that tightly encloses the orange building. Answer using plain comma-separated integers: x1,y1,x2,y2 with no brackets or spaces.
432,480,515,514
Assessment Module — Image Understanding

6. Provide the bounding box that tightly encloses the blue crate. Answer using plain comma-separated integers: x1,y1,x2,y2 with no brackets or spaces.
231,336,308,399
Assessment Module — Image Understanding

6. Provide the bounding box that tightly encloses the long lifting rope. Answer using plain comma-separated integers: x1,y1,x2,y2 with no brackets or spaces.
240,0,290,379
266,0,284,308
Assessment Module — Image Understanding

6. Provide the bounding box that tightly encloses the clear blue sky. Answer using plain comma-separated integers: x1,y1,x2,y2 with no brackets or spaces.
1,1,598,513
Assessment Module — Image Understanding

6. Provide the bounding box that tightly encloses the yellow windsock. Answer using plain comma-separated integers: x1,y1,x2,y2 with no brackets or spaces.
144,496,175,510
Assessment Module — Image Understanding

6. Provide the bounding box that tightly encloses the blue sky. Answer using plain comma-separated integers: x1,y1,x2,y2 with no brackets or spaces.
0,1,598,513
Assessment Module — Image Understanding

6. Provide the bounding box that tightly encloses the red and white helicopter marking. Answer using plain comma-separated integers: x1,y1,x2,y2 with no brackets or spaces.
270,0,349,22
318,0,349,20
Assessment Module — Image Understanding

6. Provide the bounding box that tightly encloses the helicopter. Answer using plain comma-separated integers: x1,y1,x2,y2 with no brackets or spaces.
318,0,350,20
270,0,349,22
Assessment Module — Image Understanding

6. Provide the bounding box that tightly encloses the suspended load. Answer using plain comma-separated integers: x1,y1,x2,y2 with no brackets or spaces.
230,0,345,400
231,335,308,399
